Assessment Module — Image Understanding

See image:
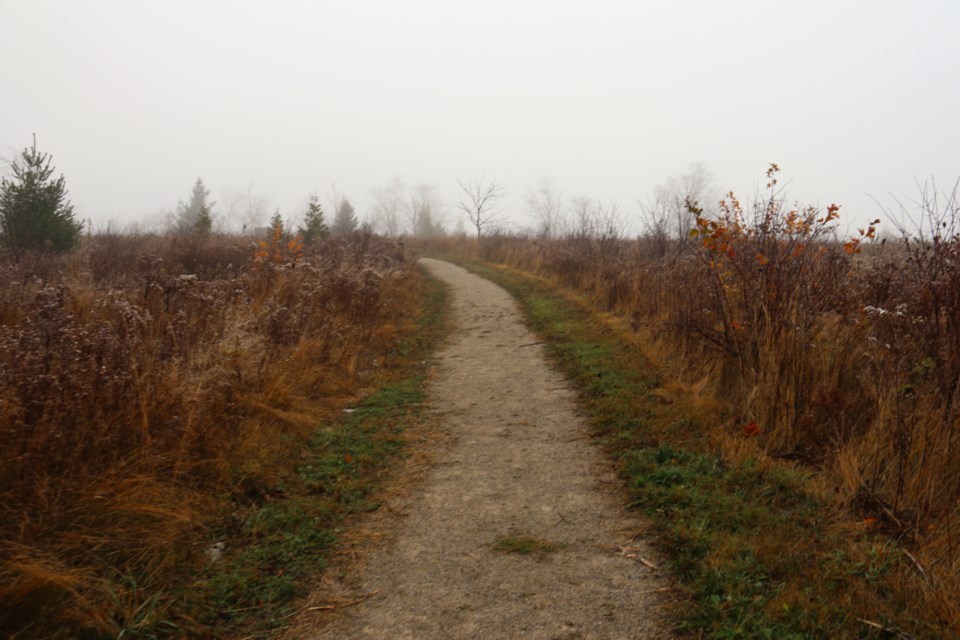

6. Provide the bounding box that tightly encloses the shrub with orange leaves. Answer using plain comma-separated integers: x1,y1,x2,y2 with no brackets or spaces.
677,164,877,451
254,224,304,267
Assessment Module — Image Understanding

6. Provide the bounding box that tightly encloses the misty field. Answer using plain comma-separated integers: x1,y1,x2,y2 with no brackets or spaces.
0,230,427,637
3,165,960,638
4,1,959,636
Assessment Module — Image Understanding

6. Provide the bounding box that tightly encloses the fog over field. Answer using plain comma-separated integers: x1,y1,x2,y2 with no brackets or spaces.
1,0,957,231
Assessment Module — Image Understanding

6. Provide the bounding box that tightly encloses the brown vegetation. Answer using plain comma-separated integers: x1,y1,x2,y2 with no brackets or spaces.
0,229,418,636
425,167,960,630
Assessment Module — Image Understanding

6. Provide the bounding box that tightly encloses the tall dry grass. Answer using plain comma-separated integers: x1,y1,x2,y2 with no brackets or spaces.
425,168,960,620
0,229,416,636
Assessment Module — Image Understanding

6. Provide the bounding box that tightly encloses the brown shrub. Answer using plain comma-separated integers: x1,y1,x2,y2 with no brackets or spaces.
0,231,416,636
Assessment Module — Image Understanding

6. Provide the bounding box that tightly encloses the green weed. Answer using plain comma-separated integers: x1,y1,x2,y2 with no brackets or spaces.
492,534,566,557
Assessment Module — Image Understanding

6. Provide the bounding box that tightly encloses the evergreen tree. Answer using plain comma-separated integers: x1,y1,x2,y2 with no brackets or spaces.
331,198,358,235
194,202,212,237
415,204,444,237
298,194,329,244
175,178,214,232
0,137,83,252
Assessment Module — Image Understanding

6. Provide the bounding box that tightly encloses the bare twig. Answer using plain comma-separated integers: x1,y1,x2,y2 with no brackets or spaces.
858,618,888,631
619,546,660,570
858,618,916,639
293,589,381,617
903,549,931,584
636,586,671,595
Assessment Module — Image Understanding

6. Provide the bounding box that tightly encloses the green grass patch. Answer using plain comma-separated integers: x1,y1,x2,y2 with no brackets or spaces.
443,258,940,640
492,534,567,557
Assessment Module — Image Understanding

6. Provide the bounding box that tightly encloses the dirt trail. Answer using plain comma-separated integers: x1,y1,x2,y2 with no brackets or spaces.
313,259,667,639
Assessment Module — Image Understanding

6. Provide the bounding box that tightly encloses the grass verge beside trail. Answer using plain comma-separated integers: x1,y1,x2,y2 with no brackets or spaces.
190,266,448,639
446,258,940,640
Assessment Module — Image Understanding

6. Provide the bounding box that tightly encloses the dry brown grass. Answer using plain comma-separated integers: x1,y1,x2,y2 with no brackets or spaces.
421,171,960,628
0,229,418,637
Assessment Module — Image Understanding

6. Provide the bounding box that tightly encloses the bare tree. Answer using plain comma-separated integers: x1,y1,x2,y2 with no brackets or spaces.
369,175,405,236
457,176,506,240
525,177,563,238
242,179,272,233
564,195,624,240
220,187,245,232
567,195,595,238
640,162,715,258
591,200,625,241
326,182,343,222
219,177,271,234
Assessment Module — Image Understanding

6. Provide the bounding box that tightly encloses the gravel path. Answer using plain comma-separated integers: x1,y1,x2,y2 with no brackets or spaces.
312,258,667,639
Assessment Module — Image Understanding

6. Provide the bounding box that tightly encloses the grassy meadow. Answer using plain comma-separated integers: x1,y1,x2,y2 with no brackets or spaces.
3,163,959,638
0,229,446,638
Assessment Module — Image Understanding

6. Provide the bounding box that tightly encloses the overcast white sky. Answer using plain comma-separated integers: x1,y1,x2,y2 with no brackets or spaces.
1,0,958,232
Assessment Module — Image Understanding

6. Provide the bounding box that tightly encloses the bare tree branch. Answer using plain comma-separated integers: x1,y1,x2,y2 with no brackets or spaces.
525,177,563,239
457,176,506,240
369,175,405,237
639,162,716,259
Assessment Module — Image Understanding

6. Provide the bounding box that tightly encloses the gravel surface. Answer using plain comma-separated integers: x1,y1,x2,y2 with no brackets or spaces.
311,258,668,639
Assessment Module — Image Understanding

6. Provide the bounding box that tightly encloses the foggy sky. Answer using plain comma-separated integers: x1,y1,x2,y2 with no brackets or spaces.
1,0,958,233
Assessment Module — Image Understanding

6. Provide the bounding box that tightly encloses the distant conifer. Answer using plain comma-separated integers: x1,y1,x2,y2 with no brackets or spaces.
0,136,83,252
299,194,329,244
176,178,214,232
331,198,358,235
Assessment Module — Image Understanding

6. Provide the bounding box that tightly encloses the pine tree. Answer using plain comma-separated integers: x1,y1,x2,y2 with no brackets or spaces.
331,198,358,236
299,194,329,245
0,137,83,252
415,204,444,237
175,178,214,232
194,202,212,237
